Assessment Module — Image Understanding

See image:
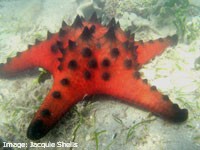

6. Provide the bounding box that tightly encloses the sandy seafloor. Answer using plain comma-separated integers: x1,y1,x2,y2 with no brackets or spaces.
0,0,200,150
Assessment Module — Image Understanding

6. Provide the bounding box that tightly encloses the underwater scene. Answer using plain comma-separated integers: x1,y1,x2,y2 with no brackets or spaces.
0,0,200,149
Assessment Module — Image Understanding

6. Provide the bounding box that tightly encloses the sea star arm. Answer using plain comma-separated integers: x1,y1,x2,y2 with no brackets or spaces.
135,35,178,65
0,33,62,77
98,70,188,122
26,77,85,140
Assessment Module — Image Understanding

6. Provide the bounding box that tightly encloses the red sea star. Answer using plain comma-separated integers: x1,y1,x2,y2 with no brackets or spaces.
0,13,188,140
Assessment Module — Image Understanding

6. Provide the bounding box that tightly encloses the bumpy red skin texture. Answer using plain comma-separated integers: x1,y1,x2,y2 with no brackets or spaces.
0,15,188,140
